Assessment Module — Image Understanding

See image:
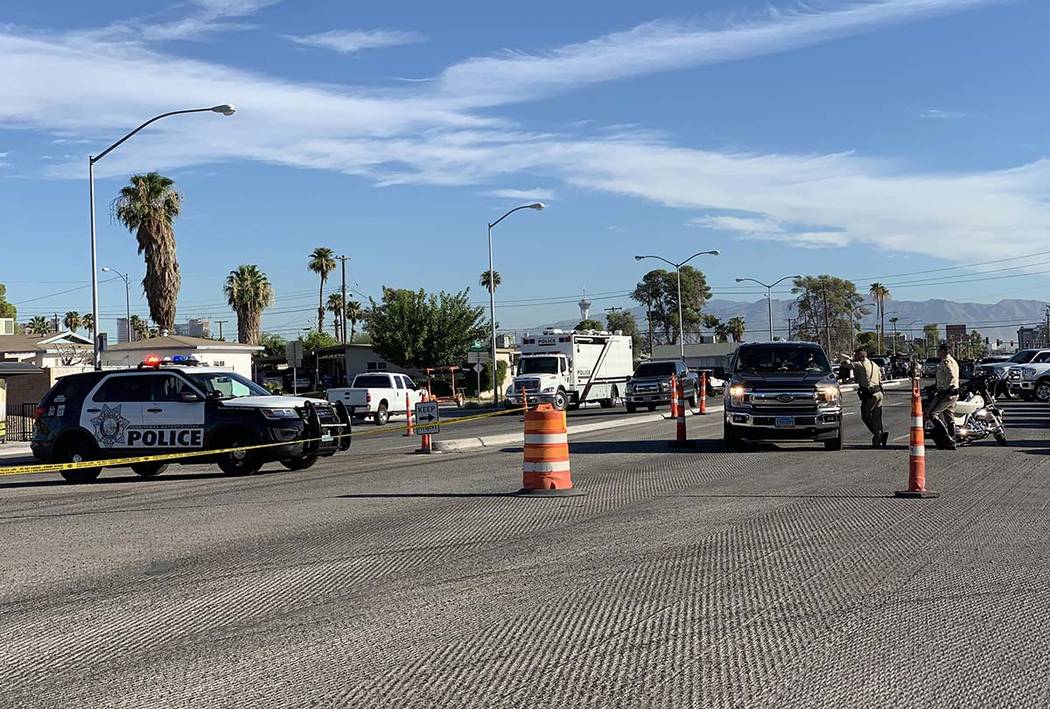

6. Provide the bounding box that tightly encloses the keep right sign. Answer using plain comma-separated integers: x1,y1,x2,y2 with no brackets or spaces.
414,401,440,435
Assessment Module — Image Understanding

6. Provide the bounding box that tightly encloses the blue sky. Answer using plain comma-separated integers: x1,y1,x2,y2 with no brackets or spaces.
1,0,1048,339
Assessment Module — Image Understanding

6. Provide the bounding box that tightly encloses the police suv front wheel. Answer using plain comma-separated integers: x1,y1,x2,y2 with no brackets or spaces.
216,434,263,476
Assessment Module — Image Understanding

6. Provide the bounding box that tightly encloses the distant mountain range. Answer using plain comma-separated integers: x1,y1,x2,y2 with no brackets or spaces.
513,298,1049,345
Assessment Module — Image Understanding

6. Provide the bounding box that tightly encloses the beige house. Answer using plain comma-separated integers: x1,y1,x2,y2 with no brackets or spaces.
0,332,93,369
102,335,262,376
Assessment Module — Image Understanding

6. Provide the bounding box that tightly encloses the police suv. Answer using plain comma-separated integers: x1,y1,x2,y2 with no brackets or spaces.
30,356,351,483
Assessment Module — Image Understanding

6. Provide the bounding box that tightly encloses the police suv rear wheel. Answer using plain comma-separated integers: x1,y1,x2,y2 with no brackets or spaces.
57,437,102,483
131,462,168,477
280,455,318,471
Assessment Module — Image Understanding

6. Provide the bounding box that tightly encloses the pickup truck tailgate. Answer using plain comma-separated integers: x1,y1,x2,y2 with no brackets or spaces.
327,387,369,409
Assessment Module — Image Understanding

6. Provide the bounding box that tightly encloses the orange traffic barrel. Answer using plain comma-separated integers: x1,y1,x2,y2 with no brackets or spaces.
517,403,581,496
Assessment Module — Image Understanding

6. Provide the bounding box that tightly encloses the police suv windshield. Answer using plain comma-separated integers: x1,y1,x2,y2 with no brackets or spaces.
187,372,269,399
735,345,831,374
518,356,560,375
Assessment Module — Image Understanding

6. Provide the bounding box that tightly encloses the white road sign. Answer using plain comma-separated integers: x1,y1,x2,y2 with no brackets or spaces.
414,401,440,435
472,362,485,374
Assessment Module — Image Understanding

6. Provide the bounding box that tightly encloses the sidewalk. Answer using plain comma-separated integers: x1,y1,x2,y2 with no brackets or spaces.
0,442,34,463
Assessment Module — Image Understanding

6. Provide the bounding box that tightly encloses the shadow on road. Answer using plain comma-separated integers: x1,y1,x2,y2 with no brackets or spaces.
336,492,514,499
0,468,288,491
563,439,728,455
672,493,893,500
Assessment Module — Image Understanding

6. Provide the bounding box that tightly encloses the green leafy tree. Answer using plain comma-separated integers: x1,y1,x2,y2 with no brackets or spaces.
259,332,287,357
62,311,81,333
0,283,16,320
480,270,501,293
574,318,603,331
113,172,182,333
856,331,879,352
308,247,336,333
368,287,486,369
326,292,345,341
301,330,339,350
606,310,643,354
224,265,274,345
922,324,941,357
727,316,746,343
631,267,711,346
631,271,663,354
792,275,866,357
128,314,148,341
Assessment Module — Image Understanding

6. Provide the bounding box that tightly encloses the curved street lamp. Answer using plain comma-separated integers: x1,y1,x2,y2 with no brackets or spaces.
635,250,720,358
487,203,544,406
735,275,801,342
100,267,131,342
89,105,236,369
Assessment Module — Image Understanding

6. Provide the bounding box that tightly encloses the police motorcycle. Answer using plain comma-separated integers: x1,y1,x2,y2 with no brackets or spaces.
922,369,1006,449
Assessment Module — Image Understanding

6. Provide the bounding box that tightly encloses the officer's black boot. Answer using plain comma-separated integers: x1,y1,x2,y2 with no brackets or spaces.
943,415,957,450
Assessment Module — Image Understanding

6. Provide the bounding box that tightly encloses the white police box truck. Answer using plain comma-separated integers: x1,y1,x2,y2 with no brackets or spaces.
507,329,633,410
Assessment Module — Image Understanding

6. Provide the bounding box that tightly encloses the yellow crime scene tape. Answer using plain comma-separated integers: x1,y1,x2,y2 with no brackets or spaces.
0,406,527,477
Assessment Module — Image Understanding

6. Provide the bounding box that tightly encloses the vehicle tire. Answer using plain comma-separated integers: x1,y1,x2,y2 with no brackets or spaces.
625,403,638,414
688,393,698,409
723,421,746,452
374,402,389,426
280,455,318,471
994,431,1008,446
1035,380,1050,403
646,404,657,412
823,428,843,451
131,462,168,477
56,436,102,483
553,390,568,411
599,399,614,409
216,433,263,476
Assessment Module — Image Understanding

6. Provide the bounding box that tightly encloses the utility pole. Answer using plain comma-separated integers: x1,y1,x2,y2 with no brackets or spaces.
1044,304,1050,348
214,319,228,341
820,283,832,355
337,255,350,346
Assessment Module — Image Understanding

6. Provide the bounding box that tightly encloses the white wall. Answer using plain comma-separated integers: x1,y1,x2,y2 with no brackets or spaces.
101,348,255,376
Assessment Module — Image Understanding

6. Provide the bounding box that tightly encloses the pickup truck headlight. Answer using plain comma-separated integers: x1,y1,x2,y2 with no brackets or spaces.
659,382,669,392
542,386,556,393
261,407,299,419
728,384,750,406
816,383,840,404
1021,368,1036,381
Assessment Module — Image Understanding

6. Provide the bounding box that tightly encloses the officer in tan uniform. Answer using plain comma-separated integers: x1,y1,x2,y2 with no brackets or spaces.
928,343,961,448
852,349,887,448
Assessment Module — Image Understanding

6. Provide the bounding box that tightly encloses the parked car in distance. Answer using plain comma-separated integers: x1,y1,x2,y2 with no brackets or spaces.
693,368,726,396
921,357,941,378
327,372,424,425
976,349,1050,399
868,356,890,379
624,360,698,413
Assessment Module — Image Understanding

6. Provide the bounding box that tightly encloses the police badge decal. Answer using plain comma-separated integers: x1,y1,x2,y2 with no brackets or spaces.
90,404,130,446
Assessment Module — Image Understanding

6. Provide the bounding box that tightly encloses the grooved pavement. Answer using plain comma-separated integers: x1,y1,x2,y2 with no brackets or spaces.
0,392,1046,708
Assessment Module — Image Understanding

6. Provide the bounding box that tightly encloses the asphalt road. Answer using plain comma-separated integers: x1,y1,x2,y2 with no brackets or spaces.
1,390,1047,708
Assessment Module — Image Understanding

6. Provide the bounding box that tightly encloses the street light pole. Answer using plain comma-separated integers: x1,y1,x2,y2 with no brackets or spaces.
635,251,720,359
100,267,130,343
337,255,350,345
487,203,545,407
734,275,801,341
89,104,235,369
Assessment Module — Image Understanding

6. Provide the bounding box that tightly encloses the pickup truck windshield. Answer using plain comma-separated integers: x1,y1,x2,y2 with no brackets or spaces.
187,372,269,399
633,362,677,377
1008,350,1038,364
352,375,393,388
518,357,560,375
735,346,831,374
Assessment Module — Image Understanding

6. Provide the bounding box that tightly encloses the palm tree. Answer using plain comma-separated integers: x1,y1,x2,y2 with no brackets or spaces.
869,282,890,355
81,313,95,335
308,248,336,333
27,316,50,335
345,300,363,342
63,311,81,333
480,270,502,294
727,316,746,343
113,172,183,333
326,292,345,341
224,265,274,346
128,315,148,341
714,321,731,343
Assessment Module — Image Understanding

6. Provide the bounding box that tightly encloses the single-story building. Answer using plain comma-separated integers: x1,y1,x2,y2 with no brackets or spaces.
652,342,740,372
102,335,262,377
0,331,93,368
0,361,42,442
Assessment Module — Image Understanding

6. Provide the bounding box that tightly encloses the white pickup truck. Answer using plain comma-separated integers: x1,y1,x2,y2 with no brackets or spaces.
327,372,424,425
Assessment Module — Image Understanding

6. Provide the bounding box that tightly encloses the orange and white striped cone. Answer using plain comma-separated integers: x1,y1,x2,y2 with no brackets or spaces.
670,377,693,448
699,372,708,415
896,377,939,498
403,392,414,437
516,403,584,496
669,375,679,419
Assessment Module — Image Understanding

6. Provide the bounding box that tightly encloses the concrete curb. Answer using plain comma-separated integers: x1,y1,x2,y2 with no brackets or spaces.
0,443,33,460
432,406,724,453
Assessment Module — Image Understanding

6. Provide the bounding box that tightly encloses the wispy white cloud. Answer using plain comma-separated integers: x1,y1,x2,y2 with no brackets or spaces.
691,215,786,233
438,0,1002,106
920,108,966,119
82,0,282,42
484,188,554,201
691,213,849,248
286,29,426,54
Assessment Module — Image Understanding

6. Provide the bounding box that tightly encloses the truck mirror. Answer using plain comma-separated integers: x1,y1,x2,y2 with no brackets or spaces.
179,391,203,403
